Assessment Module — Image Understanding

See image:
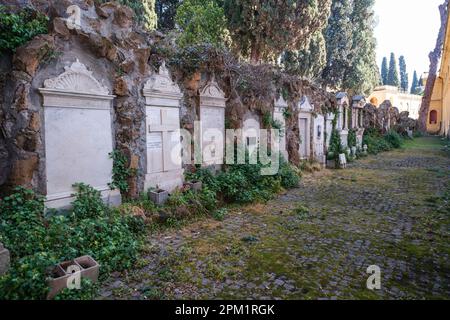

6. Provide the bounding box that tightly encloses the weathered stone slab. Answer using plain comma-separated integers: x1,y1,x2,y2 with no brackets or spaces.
200,77,226,167
39,60,120,209
299,96,313,160
274,96,289,160
143,63,184,192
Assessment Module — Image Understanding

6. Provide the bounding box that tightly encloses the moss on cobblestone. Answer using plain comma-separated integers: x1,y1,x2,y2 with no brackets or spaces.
99,138,450,300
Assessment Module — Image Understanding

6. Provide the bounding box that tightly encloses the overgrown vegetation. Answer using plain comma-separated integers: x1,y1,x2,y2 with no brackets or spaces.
186,155,300,205
175,0,229,48
0,6,48,52
363,128,404,155
0,185,144,299
109,150,136,195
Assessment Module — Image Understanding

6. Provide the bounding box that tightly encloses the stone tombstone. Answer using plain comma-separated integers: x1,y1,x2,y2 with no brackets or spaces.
352,95,366,149
336,92,349,149
313,114,326,164
143,63,184,192
199,77,226,167
298,96,313,160
0,243,10,275
243,111,261,157
39,60,120,209
274,96,289,160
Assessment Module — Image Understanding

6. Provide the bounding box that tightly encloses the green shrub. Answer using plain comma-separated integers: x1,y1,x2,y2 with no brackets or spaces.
347,129,357,148
71,183,107,219
279,157,300,189
0,185,144,299
384,130,404,149
187,154,298,205
212,208,228,221
53,278,99,300
0,6,48,52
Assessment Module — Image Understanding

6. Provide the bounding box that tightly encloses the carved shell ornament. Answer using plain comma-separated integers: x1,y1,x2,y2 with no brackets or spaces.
200,75,225,99
43,59,109,95
144,62,181,95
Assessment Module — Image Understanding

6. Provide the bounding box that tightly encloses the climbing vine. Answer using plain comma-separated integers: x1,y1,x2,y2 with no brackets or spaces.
109,150,136,195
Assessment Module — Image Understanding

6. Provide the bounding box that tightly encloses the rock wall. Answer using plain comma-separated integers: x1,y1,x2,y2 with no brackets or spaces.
0,0,338,200
363,100,417,134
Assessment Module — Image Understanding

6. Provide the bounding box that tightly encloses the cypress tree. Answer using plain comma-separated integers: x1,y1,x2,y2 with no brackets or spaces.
223,0,332,64
342,0,380,95
399,55,409,92
410,70,419,94
381,57,388,85
387,52,400,87
322,0,354,90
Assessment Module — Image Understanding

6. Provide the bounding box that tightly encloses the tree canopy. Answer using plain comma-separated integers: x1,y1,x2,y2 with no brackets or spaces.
223,0,332,64
399,55,409,92
342,0,380,95
410,70,420,94
387,52,400,87
380,57,388,85
175,0,229,47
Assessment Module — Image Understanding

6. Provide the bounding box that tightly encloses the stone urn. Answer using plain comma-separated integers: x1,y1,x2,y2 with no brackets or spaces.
149,189,169,205
47,255,100,299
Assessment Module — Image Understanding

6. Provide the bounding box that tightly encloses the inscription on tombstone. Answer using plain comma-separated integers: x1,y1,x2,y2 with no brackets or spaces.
200,77,226,167
143,63,184,192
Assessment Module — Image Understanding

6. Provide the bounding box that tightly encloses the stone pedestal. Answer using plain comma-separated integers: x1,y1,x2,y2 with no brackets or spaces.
336,92,350,150
199,77,226,167
313,114,326,164
298,96,313,160
143,63,184,192
39,60,120,210
274,96,289,160
0,243,10,275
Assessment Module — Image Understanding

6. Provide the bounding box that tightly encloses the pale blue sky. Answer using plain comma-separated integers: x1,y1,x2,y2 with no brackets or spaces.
374,0,443,81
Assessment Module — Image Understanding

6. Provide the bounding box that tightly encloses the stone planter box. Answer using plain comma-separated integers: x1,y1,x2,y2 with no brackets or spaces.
0,243,10,276
47,255,99,299
149,189,169,205
186,180,203,192
326,160,337,169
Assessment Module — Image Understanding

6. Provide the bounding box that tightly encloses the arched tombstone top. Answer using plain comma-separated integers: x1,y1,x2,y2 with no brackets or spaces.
143,62,182,107
39,60,114,109
41,59,111,97
200,76,226,108
299,96,313,112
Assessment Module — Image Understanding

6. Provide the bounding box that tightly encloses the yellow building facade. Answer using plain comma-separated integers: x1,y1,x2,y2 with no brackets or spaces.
428,2,450,137
368,86,422,119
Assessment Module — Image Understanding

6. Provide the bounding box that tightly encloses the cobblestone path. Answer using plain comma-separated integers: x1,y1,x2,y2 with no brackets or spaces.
100,137,450,300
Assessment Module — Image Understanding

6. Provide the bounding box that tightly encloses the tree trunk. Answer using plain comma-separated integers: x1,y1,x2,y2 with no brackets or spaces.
418,0,449,132
250,44,261,65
